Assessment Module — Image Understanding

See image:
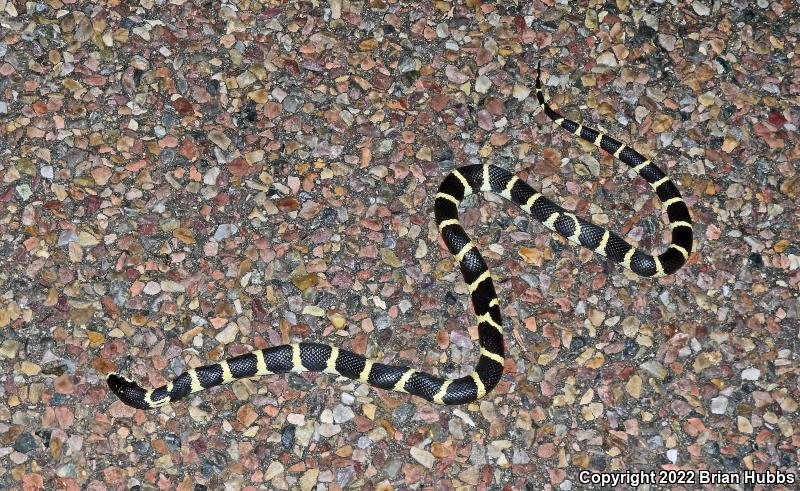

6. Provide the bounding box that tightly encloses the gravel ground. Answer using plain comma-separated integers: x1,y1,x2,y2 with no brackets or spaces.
0,1,798,490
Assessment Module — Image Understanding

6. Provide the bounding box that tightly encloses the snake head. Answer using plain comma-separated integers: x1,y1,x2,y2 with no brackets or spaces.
107,373,154,410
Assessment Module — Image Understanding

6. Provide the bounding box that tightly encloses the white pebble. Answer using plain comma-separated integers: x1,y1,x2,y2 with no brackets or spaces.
453,408,476,426
213,223,238,241
15,184,32,201
143,281,161,295
263,461,284,481
332,404,355,424
666,448,678,464
410,447,435,469
474,75,491,94
512,84,531,101
711,396,728,414
692,1,711,15
596,52,617,67
215,322,239,344
160,280,185,292
318,423,341,438
741,368,761,380
287,413,305,426
204,167,220,185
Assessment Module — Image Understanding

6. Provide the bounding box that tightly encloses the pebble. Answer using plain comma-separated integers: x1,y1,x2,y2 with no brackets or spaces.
263,461,284,481
287,413,305,426
163,433,180,452
393,403,416,424
445,65,469,84
596,52,617,67
748,252,764,268
453,409,476,427
20,361,41,376
409,447,435,469
204,167,220,185
398,57,417,73
215,322,239,344
741,368,761,380
299,469,319,491
247,88,269,103
710,396,728,414
659,33,677,51
622,338,638,359
13,433,37,453
142,281,161,295
159,148,175,164
282,94,303,113
160,280,185,293
208,130,231,150
474,75,491,94
318,423,341,438
737,416,753,434
663,449,678,465
15,184,32,201
332,404,355,424
0,339,20,359
56,463,77,478
57,230,78,246
382,457,403,479
721,455,741,470
512,84,531,101
692,1,711,15
302,305,325,317
640,360,667,380
625,375,642,398
213,224,238,241
281,425,295,449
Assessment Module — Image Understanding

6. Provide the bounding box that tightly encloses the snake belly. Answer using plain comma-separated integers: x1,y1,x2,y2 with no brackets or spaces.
107,66,693,410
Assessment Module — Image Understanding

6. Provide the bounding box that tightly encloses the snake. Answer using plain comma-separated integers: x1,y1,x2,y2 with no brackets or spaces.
107,64,693,409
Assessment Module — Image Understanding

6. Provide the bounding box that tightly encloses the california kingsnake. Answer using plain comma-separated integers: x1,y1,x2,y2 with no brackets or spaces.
107,65,693,409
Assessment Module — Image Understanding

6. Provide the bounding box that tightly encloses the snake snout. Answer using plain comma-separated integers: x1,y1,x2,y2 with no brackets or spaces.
106,373,151,410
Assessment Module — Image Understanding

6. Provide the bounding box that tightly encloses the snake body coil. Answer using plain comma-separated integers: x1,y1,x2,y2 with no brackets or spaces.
107,66,693,409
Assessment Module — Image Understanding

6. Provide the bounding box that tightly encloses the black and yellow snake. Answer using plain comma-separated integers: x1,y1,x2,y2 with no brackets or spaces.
107,65,693,409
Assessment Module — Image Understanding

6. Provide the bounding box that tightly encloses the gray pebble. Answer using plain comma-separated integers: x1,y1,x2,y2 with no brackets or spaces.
13,432,37,453
286,374,313,391
160,148,176,164
213,224,238,241
164,433,181,452
282,94,303,113
56,463,78,478
648,435,664,450
398,57,417,73
382,456,403,479
392,402,416,424
623,338,638,359
57,230,78,246
335,467,355,486
63,148,87,167
280,424,295,449
332,404,355,424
